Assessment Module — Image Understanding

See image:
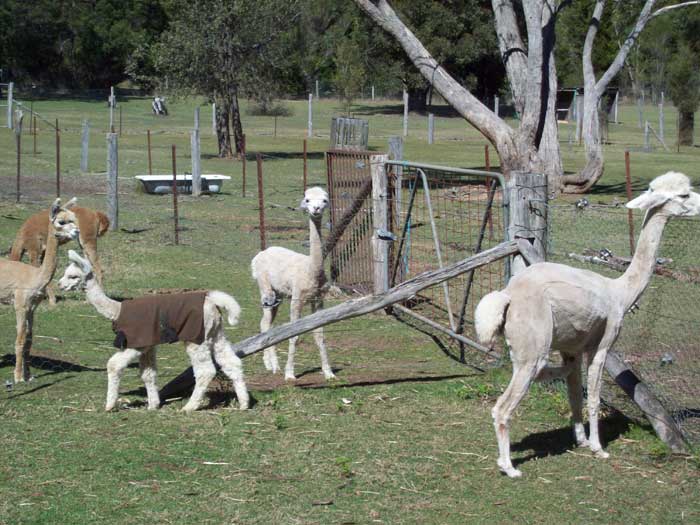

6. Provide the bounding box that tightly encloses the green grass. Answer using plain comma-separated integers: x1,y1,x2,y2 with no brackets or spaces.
1,95,699,524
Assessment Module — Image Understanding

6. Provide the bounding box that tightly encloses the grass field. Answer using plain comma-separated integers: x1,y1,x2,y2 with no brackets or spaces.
0,94,699,524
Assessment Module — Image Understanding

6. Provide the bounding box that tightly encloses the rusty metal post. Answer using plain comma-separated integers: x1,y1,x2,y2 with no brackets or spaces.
256,153,266,250
55,119,60,197
625,150,635,256
172,145,179,245
303,139,308,191
147,129,152,175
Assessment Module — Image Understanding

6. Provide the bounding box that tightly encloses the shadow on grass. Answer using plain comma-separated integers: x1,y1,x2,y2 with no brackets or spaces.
587,179,650,196
511,410,633,469
1,353,102,375
2,375,76,399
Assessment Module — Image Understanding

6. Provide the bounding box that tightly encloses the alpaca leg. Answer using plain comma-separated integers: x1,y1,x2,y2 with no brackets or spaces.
182,343,216,412
82,241,103,285
105,348,141,411
311,299,335,380
260,304,280,374
212,333,250,409
139,347,160,410
13,300,31,383
492,357,547,478
586,349,611,458
284,295,303,380
564,353,588,447
46,283,58,307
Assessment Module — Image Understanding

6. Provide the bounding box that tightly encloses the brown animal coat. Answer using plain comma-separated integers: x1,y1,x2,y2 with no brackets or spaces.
112,292,208,350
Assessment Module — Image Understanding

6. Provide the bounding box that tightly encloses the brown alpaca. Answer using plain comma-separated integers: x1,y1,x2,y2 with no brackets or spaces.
10,198,109,304
1,198,80,382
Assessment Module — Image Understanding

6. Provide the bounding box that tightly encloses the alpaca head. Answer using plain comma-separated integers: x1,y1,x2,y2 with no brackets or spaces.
58,250,93,291
300,187,329,218
626,171,700,217
49,198,80,242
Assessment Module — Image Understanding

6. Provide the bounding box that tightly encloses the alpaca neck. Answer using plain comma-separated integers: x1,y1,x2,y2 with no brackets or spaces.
37,225,59,287
85,275,121,321
617,210,670,309
309,215,324,281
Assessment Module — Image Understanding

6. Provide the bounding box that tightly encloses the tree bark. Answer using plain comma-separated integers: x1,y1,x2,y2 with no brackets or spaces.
215,96,233,159
230,90,245,160
679,110,694,146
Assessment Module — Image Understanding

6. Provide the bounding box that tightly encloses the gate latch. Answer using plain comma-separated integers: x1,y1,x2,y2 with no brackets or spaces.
376,229,396,241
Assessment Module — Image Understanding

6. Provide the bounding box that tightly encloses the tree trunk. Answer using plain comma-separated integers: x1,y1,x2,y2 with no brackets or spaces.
407,86,428,112
679,110,694,146
215,96,233,159
230,90,245,160
563,89,605,193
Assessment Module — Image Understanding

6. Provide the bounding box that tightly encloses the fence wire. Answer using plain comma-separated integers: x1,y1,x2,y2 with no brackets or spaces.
549,202,700,445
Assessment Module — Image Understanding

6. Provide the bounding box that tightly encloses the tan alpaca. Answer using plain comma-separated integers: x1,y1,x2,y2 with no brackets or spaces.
10,198,109,304
1,198,80,382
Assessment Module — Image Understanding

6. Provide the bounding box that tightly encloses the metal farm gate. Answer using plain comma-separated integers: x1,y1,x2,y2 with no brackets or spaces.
326,152,508,368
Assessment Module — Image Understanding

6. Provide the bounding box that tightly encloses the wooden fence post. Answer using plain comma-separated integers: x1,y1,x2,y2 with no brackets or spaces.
15,110,23,203
80,119,90,172
307,93,313,138
106,132,118,231
371,154,390,294
241,134,247,198
7,82,13,129
494,95,499,117
303,139,308,191
625,150,635,256
507,172,547,276
147,129,152,175
191,107,201,196
256,153,266,250
428,113,434,144
171,145,179,245
33,115,37,155
402,89,409,137
109,86,115,130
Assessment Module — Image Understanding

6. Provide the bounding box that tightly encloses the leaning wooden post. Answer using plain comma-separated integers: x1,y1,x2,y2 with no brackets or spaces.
106,132,119,231
171,145,179,245
303,139,308,191
507,172,548,276
371,154,390,294
80,119,90,172
191,107,201,196
55,119,61,197
15,110,23,203
147,129,152,175
256,153,266,250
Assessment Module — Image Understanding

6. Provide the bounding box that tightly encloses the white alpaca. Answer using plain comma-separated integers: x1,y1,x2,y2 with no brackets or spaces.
59,250,249,412
475,171,700,478
251,186,335,380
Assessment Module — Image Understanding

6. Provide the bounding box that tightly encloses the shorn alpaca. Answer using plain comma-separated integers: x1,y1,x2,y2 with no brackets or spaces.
59,250,249,412
0,198,79,382
475,171,700,478
251,186,335,380
10,197,110,305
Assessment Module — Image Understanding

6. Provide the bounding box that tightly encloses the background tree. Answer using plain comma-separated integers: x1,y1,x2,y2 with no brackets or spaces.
153,0,299,158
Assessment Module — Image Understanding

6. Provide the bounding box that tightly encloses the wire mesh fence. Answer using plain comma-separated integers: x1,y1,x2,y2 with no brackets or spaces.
549,202,700,446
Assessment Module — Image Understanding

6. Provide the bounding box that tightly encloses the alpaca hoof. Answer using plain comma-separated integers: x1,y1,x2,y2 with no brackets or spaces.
284,372,296,381
497,459,522,478
105,404,117,412
593,448,610,459
181,405,198,413
323,371,337,380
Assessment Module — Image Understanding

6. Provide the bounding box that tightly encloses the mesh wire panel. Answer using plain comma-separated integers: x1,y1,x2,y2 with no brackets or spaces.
387,165,507,369
549,203,700,445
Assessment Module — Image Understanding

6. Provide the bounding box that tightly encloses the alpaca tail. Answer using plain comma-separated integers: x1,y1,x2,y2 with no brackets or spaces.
208,290,241,326
474,290,510,349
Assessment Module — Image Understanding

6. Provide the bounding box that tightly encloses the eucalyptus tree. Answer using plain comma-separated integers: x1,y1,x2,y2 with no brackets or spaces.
154,0,300,158
561,0,700,193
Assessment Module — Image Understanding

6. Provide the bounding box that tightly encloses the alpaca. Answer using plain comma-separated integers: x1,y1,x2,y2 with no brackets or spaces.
10,197,110,305
474,172,700,478
58,251,249,412
0,198,80,382
251,186,335,380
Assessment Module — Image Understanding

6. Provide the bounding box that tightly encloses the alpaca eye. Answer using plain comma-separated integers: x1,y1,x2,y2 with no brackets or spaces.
680,194,690,198
58,220,65,225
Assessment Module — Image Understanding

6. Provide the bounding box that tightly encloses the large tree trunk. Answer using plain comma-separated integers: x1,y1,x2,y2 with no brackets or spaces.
679,111,694,146
215,95,233,159
229,90,245,160
354,0,547,181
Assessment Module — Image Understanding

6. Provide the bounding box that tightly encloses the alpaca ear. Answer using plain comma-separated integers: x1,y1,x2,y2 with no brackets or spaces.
626,191,668,210
64,197,78,209
50,198,62,220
